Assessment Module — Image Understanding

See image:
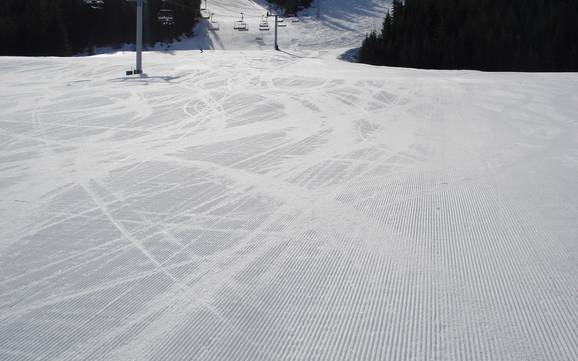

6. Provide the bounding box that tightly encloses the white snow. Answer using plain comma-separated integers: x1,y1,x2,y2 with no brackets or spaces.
1,0,578,360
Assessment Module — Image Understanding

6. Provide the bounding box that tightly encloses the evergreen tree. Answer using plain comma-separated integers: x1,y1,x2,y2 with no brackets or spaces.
265,0,313,15
359,0,578,71
0,0,201,56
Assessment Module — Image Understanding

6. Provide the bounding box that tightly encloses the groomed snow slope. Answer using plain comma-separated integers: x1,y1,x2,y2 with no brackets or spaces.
1,1,578,361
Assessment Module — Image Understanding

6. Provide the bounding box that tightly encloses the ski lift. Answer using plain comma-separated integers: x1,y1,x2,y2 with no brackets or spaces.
277,17,287,27
84,0,104,10
209,13,220,31
157,0,174,26
259,15,270,31
157,9,174,26
158,9,174,26
233,12,248,31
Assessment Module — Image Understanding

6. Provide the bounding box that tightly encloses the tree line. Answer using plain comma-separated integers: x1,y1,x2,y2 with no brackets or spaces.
266,0,313,15
0,0,200,56
358,0,578,71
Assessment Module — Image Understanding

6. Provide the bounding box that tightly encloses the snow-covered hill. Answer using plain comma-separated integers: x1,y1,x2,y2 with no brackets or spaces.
1,1,577,361
156,0,388,51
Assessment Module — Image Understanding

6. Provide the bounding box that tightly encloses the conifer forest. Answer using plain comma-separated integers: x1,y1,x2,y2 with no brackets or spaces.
359,0,578,71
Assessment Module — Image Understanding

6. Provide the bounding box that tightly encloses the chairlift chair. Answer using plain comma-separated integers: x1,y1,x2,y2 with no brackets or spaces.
157,9,174,26
259,15,270,31
233,12,248,31
234,21,248,31
157,0,174,26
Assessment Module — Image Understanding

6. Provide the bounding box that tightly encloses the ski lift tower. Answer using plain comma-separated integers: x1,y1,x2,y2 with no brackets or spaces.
136,0,143,74
267,11,281,51
126,0,144,75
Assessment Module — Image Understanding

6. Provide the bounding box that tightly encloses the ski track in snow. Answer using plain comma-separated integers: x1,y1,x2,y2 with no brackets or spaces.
1,0,578,360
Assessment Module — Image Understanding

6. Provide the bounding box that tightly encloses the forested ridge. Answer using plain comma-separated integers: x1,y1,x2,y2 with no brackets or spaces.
359,0,578,71
0,0,315,56
266,0,313,15
0,0,200,56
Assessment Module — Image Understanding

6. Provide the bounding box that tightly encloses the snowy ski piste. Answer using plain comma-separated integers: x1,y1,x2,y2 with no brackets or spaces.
1,0,577,360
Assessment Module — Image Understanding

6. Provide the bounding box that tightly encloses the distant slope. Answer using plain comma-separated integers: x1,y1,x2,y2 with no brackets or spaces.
164,0,389,51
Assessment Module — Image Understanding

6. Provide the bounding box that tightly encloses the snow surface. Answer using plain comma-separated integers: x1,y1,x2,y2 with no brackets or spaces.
1,0,578,360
